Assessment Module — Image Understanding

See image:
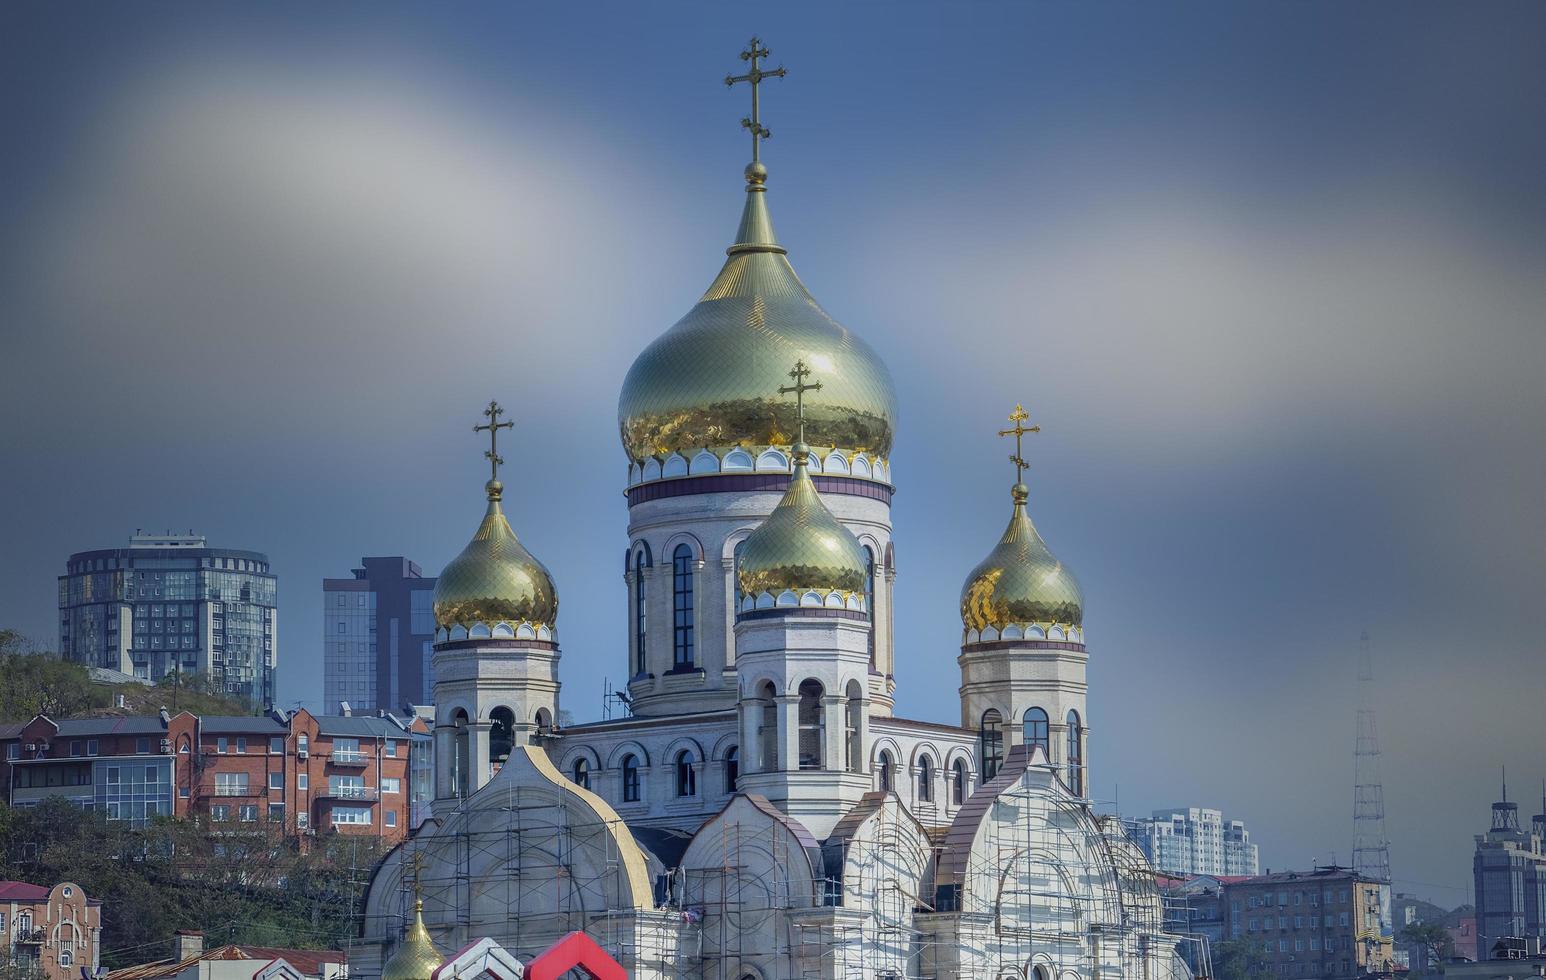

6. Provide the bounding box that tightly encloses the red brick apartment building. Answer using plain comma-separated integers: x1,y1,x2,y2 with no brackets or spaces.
0,880,100,980
0,708,426,843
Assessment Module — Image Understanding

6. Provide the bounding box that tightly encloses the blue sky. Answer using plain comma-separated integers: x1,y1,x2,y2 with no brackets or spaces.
3,2,1544,905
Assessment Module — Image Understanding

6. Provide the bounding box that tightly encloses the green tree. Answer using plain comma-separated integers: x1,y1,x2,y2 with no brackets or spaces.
0,649,104,721
1402,922,1455,971
1212,937,1276,980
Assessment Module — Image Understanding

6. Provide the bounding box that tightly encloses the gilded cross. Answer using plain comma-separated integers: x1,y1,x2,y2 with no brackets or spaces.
473,400,514,483
725,37,787,163
779,359,822,445
998,404,1041,485
406,849,428,902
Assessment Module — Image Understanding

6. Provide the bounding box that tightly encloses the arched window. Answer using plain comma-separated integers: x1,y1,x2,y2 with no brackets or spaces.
951,758,967,805
733,539,747,607
878,750,894,793
489,706,515,762
724,746,739,793
979,709,1004,782
1023,707,1050,758
918,756,934,802
845,680,864,773
633,552,648,675
672,544,695,668
451,709,470,798
572,757,590,789
797,680,825,770
621,754,641,802
535,707,553,733
675,749,697,797
60,950,72,968
863,545,877,668
1066,709,1083,796
758,681,779,772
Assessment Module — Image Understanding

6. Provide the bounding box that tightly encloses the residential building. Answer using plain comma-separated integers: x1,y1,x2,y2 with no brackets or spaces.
1223,866,1395,979
1475,787,1546,957
322,558,437,713
59,532,278,707
107,931,346,980
0,709,424,844
0,880,100,980
1131,807,1261,876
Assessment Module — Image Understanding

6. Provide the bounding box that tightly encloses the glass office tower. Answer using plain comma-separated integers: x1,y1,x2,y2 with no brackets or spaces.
59,532,278,707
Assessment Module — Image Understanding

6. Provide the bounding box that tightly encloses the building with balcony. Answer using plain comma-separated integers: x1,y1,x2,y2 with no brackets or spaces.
0,880,100,980
59,532,279,707
323,558,437,714
1218,867,1395,979
1130,806,1261,876
0,709,426,844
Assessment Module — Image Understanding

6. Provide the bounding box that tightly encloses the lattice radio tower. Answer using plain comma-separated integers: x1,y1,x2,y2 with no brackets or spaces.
1352,630,1392,882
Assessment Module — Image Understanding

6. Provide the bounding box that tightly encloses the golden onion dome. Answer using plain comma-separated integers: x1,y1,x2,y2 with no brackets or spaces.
381,900,443,980
737,443,870,601
618,168,898,465
960,483,1084,634
432,480,558,631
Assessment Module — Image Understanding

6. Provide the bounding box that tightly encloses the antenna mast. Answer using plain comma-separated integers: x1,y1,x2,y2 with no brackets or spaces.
1352,631,1392,882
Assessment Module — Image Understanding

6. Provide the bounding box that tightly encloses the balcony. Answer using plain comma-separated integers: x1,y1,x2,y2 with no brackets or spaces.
317,785,379,801
206,784,257,797
14,929,44,945
329,750,368,767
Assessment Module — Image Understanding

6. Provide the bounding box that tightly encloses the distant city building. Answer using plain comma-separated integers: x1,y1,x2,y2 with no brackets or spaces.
0,708,427,844
59,532,278,707
1165,866,1394,979
322,558,436,713
0,880,100,980
1130,807,1261,876
1473,786,1546,956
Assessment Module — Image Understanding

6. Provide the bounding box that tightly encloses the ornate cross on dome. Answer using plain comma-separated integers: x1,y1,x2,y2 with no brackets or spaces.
779,359,822,446
998,403,1041,486
725,36,786,164
473,400,514,483
405,848,427,903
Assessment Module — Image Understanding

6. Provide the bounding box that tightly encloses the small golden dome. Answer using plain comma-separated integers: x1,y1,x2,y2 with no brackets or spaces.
381,900,443,980
960,483,1083,633
617,178,897,465
433,480,558,631
737,445,870,601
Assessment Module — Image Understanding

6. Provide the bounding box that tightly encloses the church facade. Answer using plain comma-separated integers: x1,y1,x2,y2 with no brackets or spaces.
362,40,1188,980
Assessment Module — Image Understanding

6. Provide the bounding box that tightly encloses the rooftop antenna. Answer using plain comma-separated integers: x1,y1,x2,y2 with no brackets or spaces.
1352,631,1392,882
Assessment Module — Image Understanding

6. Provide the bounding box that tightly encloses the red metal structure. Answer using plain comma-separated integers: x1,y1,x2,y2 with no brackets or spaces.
523,932,626,980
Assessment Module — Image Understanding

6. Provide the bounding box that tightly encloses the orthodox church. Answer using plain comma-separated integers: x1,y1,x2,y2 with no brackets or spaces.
362,40,1188,980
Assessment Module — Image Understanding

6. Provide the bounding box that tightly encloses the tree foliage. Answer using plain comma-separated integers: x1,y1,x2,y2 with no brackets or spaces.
0,799,387,968
0,644,105,721
1402,922,1455,968
1211,937,1277,980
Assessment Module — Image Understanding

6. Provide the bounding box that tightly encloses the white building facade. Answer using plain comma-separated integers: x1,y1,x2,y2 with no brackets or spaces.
1131,808,1261,877
361,45,1189,980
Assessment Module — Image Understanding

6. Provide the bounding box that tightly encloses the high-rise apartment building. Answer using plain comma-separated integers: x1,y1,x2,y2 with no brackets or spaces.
1473,786,1546,955
322,558,436,713
58,533,278,707
1130,806,1261,876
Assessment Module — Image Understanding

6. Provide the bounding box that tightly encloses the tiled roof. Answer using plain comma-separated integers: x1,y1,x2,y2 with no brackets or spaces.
0,723,27,739
313,716,408,739
199,716,287,734
107,945,345,980
0,881,50,901
56,717,167,736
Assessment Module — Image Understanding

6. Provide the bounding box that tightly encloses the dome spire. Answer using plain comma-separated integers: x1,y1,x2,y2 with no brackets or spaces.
431,401,559,634
736,361,870,605
960,405,1084,635
726,38,788,254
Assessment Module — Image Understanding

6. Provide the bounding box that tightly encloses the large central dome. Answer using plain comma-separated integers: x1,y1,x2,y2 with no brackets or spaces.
618,168,897,465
